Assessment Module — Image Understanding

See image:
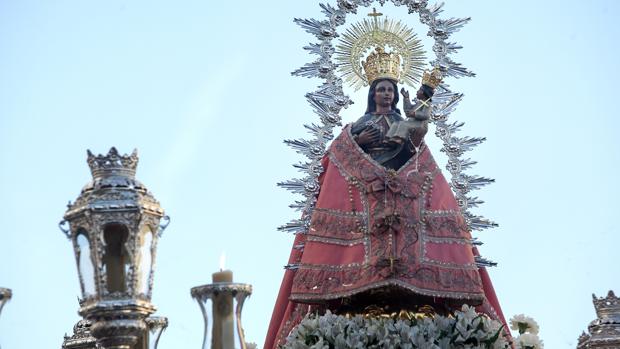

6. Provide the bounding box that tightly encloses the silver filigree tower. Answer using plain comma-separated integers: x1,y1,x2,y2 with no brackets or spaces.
60,147,169,349
578,290,620,348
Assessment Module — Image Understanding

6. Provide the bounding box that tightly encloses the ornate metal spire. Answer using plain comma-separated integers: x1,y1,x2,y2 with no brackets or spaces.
577,290,620,348
60,147,170,349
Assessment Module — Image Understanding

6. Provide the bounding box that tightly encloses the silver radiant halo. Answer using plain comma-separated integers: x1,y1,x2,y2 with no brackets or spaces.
281,0,497,267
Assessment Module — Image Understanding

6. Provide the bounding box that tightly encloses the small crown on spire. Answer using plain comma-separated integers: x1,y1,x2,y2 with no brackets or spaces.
86,147,139,179
592,290,620,321
362,46,401,84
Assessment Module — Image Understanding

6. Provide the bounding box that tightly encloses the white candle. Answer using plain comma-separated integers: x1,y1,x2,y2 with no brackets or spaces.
211,253,235,349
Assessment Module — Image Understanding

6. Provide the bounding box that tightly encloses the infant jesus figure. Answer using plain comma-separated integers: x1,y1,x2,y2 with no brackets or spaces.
385,69,442,151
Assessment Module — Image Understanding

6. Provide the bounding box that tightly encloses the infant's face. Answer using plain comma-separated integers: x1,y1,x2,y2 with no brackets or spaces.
416,88,425,100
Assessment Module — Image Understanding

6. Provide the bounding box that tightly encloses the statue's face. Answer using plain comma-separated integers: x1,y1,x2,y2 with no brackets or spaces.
373,80,395,109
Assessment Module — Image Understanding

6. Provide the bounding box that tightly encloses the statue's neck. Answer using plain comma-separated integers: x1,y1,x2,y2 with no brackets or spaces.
375,105,392,114
371,109,396,116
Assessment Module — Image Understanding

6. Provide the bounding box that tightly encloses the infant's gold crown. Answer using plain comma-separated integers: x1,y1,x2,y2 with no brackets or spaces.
422,68,442,89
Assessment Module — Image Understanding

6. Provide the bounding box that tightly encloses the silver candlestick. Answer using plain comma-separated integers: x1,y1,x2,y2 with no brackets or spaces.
191,282,252,349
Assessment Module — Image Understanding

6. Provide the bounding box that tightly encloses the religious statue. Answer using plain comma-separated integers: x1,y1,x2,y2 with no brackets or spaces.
350,65,441,170
265,6,507,348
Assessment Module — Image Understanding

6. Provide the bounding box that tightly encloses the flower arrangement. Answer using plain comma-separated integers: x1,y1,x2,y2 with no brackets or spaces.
509,315,543,349
282,305,509,349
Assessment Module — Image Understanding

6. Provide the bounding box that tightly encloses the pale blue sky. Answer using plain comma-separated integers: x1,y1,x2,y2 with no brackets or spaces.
1,1,619,348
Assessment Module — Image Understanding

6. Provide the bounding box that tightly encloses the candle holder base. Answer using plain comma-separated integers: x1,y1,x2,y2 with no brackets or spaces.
191,282,252,349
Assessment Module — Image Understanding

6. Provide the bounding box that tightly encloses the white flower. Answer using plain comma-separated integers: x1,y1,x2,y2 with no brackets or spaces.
515,332,544,349
309,337,329,349
509,314,540,334
244,342,257,349
282,306,509,349
434,315,452,332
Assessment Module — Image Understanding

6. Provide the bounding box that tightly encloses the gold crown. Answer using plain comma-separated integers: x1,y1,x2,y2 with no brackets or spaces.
421,68,443,88
362,47,401,84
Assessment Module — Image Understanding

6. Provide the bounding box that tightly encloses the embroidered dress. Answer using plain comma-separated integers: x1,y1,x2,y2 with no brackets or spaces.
265,124,507,349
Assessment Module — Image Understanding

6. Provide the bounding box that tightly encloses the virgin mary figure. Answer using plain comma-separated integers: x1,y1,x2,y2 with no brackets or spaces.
265,46,507,348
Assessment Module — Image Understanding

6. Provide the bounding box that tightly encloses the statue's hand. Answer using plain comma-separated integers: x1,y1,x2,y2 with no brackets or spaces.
356,127,380,146
400,88,414,117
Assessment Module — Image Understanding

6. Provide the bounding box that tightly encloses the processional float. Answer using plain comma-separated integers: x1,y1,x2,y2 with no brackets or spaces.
270,0,534,348
8,1,616,349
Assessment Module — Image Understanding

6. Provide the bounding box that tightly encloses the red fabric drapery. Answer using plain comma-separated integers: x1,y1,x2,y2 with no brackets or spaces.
265,127,506,348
